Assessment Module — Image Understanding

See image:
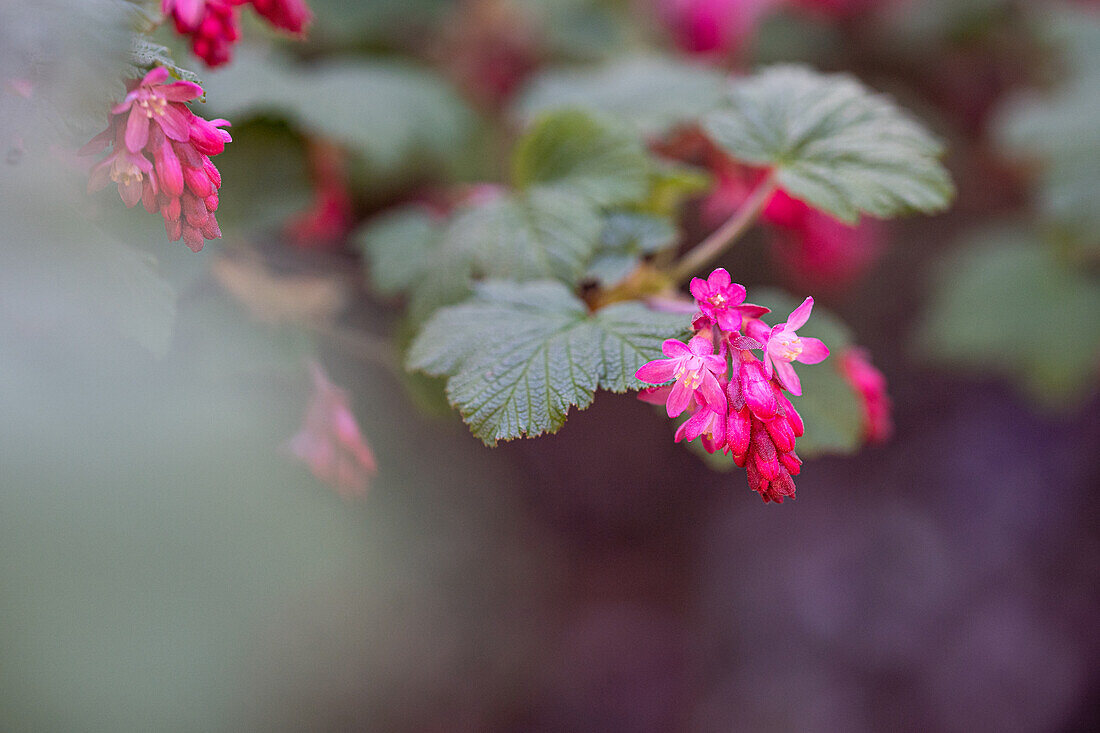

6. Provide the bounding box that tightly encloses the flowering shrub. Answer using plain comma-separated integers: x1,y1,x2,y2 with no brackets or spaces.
51,0,968,501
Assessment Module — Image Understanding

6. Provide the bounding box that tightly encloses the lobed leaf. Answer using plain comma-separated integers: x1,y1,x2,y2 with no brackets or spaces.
703,65,954,223
585,212,677,286
517,56,727,136
408,281,688,444
512,109,650,207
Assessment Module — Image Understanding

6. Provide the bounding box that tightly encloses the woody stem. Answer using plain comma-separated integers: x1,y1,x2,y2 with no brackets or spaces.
668,170,778,285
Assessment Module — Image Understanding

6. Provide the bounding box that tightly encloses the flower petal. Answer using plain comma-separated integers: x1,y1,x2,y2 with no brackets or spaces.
636,385,672,405
689,277,709,303
701,354,727,375
698,372,727,413
688,335,713,357
661,339,691,358
786,296,814,331
158,103,193,142
123,110,149,153
666,379,693,418
708,267,731,287
162,81,204,103
796,337,829,364
715,310,742,332
736,303,771,319
142,66,170,86
774,359,802,396
635,358,678,385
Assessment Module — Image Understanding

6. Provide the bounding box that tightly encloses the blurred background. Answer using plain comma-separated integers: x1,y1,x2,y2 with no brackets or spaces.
1,0,1098,731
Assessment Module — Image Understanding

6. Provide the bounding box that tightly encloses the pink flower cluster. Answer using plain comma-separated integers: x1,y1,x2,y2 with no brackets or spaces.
636,268,829,503
839,347,893,443
163,0,312,67
286,361,377,497
82,67,230,252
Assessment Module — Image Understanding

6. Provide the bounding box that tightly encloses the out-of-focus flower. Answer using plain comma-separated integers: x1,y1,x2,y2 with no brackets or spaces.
839,347,893,443
764,190,886,291
286,361,377,497
244,0,312,34
636,336,728,418
164,0,312,67
286,139,355,249
759,297,830,396
82,67,230,252
656,0,778,57
163,0,241,67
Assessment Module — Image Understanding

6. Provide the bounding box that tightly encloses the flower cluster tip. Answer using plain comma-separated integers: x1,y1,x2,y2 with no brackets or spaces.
636,267,830,503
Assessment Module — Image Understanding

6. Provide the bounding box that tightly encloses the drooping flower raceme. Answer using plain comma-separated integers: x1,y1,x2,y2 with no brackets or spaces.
82,66,230,252
839,347,893,443
636,267,830,504
163,1,242,67
286,361,377,497
163,0,312,67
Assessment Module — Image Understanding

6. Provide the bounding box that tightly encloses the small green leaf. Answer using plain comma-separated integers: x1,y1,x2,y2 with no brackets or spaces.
918,226,1100,408
586,212,677,286
518,56,727,136
128,37,201,85
703,65,954,223
512,109,650,207
408,281,688,444
356,207,443,296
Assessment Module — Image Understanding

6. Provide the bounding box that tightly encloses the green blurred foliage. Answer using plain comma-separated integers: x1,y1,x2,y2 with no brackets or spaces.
918,227,1100,409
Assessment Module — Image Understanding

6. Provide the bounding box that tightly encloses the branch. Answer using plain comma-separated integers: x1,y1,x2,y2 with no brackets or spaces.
668,171,778,284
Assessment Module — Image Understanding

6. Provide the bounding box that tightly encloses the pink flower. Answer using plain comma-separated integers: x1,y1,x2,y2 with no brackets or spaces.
287,361,377,497
690,268,743,331
674,390,728,453
656,0,778,56
246,0,313,34
164,1,242,67
82,68,230,252
764,190,885,291
760,297,829,396
636,335,727,418
690,268,770,332
839,347,893,443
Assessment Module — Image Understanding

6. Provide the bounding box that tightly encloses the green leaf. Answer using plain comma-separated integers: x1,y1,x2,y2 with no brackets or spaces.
402,189,604,320
201,49,476,175
128,37,201,85
512,109,650,207
517,56,727,136
408,281,688,444
703,65,954,223
356,207,443,296
585,212,677,286
918,226,1100,408
751,289,862,457
362,110,662,320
